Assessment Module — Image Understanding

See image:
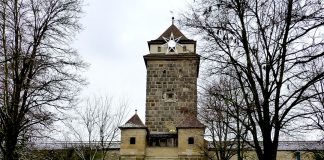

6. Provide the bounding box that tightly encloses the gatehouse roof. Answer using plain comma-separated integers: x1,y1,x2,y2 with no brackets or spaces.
119,111,146,129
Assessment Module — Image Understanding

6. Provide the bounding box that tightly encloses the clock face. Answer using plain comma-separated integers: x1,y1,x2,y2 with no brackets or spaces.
162,32,182,54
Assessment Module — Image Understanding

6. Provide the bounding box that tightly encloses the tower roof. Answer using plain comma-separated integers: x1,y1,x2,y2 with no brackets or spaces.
148,24,196,44
176,115,205,129
156,24,189,40
119,112,146,129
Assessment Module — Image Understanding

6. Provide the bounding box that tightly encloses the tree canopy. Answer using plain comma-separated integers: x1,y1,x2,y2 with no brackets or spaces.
181,0,324,160
0,0,86,159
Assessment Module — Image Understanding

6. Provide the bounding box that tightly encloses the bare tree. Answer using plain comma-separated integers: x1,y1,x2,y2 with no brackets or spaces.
180,0,324,160
71,100,98,160
200,77,248,160
0,0,86,159
96,96,128,160
67,95,128,160
306,78,324,138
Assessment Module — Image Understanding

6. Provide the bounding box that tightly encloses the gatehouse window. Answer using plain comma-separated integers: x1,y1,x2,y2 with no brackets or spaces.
130,137,136,144
148,137,178,147
188,137,194,144
295,151,300,160
160,138,167,147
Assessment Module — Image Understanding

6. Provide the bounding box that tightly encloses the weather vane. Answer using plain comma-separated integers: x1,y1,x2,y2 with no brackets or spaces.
170,10,175,25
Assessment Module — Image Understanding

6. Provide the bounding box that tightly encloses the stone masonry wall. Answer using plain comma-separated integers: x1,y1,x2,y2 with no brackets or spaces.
145,57,199,132
120,128,147,159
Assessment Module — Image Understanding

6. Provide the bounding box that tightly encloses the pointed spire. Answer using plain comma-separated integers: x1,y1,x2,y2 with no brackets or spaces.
172,17,174,25
135,109,137,114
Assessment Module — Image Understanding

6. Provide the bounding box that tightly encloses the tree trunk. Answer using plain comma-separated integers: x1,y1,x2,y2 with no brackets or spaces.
4,127,19,160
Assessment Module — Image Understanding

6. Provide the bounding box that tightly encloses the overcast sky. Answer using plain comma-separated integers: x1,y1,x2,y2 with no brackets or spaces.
73,0,192,121
52,0,324,141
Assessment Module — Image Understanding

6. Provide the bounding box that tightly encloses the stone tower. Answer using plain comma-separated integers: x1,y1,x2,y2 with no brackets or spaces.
119,20,206,160
144,23,200,133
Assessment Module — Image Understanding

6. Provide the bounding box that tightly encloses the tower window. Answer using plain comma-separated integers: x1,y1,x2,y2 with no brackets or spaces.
130,137,136,144
188,137,194,144
183,46,187,52
162,70,166,77
163,91,177,102
158,46,161,52
167,93,174,99
178,69,183,78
